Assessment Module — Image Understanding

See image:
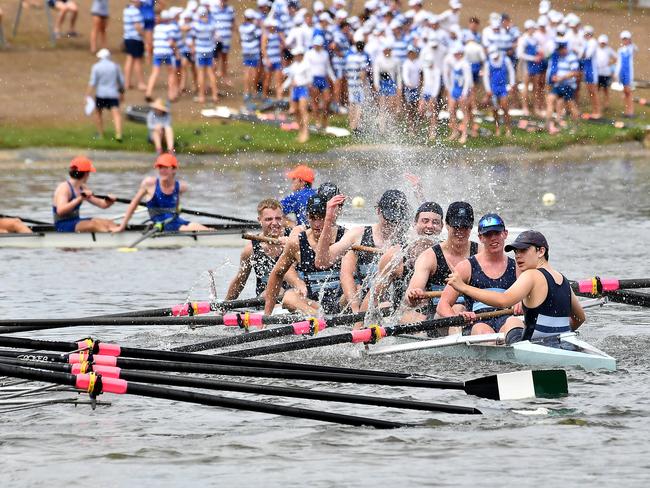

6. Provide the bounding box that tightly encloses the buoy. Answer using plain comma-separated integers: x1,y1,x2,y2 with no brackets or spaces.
351,196,365,208
542,192,556,206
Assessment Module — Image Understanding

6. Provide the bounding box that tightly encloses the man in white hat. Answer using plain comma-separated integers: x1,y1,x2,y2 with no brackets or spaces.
86,49,124,142
595,34,616,112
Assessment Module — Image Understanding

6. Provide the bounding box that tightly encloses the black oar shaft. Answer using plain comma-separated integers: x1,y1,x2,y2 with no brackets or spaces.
226,333,353,357
0,362,404,429
99,297,267,318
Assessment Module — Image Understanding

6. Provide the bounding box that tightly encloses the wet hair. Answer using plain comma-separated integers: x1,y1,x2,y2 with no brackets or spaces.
69,169,88,179
257,198,283,216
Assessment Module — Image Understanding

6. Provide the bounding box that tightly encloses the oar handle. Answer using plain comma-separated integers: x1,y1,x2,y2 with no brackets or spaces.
95,194,133,205
422,291,443,298
352,244,382,254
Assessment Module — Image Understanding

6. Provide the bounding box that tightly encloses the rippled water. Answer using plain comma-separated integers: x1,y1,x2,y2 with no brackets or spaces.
1,149,650,487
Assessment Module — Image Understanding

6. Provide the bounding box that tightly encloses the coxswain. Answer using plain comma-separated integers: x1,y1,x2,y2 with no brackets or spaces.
116,153,209,232
52,156,119,233
436,213,521,336
225,198,302,300
405,202,479,324
264,193,347,316
280,164,317,227
317,190,411,313
446,230,585,344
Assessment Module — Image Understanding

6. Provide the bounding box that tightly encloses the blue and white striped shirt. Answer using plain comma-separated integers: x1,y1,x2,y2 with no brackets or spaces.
152,23,175,57
191,20,217,55
123,5,143,41
212,5,235,46
344,48,369,90
264,31,282,65
547,52,579,89
239,22,261,58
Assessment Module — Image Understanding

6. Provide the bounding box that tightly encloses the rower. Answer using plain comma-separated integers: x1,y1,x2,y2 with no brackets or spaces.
52,157,119,233
367,201,446,313
405,201,479,324
264,194,347,316
317,190,411,313
225,198,302,300
437,213,521,336
281,164,317,228
116,153,209,232
0,217,32,234
446,230,585,344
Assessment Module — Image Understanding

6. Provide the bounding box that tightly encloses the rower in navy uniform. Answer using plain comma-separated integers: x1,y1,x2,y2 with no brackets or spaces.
52,156,120,233
446,230,585,344
264,193,347,316
116,153,209,232
437,213,521,336
405,201,479,324
225,198,302,300
317,190,411,313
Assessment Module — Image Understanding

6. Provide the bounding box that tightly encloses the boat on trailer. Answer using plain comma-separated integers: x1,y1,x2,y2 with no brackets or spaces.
366,332,616,371
0,223,259,249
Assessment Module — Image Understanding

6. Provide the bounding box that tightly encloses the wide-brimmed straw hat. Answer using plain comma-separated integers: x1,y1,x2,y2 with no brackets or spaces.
150,98,170,112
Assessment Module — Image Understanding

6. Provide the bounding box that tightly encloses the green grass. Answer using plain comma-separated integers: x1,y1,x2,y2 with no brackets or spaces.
0,113,645,155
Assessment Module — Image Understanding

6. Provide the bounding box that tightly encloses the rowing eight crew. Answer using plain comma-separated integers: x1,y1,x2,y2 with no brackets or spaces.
228,189,584,344
50,154,208,234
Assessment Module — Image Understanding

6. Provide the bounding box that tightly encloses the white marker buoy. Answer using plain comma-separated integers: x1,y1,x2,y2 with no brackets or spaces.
351,196,365,208
542,193,556,206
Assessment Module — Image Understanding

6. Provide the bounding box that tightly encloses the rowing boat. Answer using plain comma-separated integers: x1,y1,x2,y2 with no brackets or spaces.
367,332,616,371
0,223,259,249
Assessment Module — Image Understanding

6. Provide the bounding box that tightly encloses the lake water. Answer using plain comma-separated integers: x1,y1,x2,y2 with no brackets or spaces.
1,148,649,487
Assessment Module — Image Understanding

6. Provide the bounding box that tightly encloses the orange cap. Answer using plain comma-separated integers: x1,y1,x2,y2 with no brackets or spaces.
286,164,314,184
70,156,96,173
154,153,179,168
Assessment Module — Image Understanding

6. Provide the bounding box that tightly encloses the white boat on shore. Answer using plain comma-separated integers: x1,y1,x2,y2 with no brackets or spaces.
366,331,616,371
0,223,259,249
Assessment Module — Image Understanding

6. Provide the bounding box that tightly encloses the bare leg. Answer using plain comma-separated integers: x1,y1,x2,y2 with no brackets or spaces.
110,106,122,139
0,217,33,233
273,70,282,100
75,218,120,232
447,99,459,139
196,67,205,103
623,86,633,116
93,108,104,137
281,289,320,315
164,126,175,152
178,222,210,231
166,66,177,101
151,127,163,153
90,15,100,52
134,58,146,90
124,56,134,88
297,97,309,143
145,66,161,99
500,96,511,136
207,68,218,102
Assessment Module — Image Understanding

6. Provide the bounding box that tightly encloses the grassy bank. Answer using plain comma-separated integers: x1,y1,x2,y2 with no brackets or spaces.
0,112,647,155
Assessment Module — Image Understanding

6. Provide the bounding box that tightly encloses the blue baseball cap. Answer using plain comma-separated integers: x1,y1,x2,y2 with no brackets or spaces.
478,213,506,234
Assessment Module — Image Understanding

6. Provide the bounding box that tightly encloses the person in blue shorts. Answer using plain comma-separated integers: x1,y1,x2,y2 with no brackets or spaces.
280,164,317,227
52,157,119,233
239,9,261,104
145,10,178,102
616,30,637,117
122,0,146,91
138,0,155,57
116,153,210,233
190,6,218,104
545,41,580,134
282,47,312,143
581,26,601,118
482,45,515,137
261,18,285,101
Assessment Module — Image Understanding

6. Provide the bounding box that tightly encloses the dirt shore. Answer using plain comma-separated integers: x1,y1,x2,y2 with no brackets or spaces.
0,0,648,127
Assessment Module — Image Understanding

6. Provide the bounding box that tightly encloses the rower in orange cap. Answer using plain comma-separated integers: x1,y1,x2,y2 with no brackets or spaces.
281,164,316,227
116,153,209,232
52,156,120,232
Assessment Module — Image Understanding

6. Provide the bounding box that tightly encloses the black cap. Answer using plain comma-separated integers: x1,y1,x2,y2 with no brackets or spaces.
317,182,340,202
306,194,328,217
377,190,411,222
415,201,443,221
505,230,549,252
478,213,505,234
446,201,474,227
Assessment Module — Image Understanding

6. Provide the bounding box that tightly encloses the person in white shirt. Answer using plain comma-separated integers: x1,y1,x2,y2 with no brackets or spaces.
443,43,472,144
595,34,616,112
517,19,543,116
402,45,422,131
282,47,311,143
305,36,335,129
482,45,515,136
439,0,462,31
285,11,314,51
581,25,600,118
344,36,370,133
373,41,402,132
419,40,443,140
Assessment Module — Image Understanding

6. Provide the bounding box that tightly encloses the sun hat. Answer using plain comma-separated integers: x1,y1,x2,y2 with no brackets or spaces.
150,98,170,112
286,164,315,184
154,153,179,168
70,156,96,172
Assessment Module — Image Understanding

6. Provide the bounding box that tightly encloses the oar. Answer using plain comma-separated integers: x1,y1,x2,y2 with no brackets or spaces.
0,214,50,225
0,358,480,415
571,277,650,294
0,362,405,429
224,309,513,358
0,352,568,400
117,222,164,252
0,311,303,335
243,233,382,253
171,308,394,353
96,297,267,318
96,195,259,225
596,290,650,308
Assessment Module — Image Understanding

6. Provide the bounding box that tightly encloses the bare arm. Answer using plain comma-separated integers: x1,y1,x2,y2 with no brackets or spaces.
116,178,151,231
314,194,362,268
53,183,84,217
264,239,299,315
405,248,437,307
225,243,253,300
569,291,585,330
436,259,471,317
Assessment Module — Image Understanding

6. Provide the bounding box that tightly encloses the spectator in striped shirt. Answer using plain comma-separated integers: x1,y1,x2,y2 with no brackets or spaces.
122,0,146,91
261,18,285,101
239,9,261,105
212,0,236,86
190,6,218,104
145,10,178,103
